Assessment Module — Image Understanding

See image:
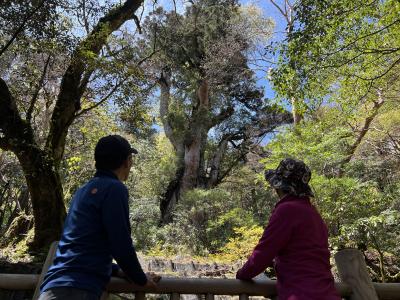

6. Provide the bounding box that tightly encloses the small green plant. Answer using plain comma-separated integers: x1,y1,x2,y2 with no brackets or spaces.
211,225,264,262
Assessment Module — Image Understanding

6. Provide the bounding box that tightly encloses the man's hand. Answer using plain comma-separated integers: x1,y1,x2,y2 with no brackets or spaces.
144,272,161,288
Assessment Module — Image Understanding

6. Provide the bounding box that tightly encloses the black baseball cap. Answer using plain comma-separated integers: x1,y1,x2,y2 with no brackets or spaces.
94,135,138,170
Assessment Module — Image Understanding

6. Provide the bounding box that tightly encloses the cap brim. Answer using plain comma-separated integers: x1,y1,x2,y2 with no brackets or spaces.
130,147,138,154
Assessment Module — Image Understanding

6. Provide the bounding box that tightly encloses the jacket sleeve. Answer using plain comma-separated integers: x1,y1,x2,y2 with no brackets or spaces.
102,183,147,285
236,204,294,280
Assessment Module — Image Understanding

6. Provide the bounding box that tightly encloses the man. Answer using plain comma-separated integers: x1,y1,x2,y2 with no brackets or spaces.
236,158,340,300
39,135,158,300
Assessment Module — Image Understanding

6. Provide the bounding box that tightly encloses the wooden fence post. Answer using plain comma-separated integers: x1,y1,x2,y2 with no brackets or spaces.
334,249,379,300
32,241,59,300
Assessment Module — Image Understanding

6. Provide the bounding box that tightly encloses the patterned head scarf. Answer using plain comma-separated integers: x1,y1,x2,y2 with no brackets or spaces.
264,158,314,197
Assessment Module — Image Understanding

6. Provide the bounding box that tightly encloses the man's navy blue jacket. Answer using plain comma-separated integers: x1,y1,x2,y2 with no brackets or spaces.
40,170,147,297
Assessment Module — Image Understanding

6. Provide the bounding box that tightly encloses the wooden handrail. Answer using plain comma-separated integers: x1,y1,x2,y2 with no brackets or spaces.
374,283,400,300
0,274,348,297
1,274,399,299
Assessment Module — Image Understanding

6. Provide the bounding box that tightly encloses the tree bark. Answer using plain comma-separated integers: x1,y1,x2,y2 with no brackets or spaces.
159,69,184,156
206,139,228,188
4,187,29,231
16,147,65,248
160,165,185,225
160,80,211,224
181,80,210,191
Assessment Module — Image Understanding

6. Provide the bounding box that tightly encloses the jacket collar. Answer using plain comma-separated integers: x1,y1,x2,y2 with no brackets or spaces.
275,194,310,208
94,169,119,180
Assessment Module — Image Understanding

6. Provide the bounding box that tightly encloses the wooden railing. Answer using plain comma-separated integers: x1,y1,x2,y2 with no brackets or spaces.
0,243,399,300
0,274,350,299
1,274,400,300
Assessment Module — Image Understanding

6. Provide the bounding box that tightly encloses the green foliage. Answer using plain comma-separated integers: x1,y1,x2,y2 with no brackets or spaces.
62,106,120,201
124,132,275,256
212,225,264,262
140,160,275,256
128,134,177,200
262,110,351,175
264,0,400,281
339,209,400,252
163,188,235,255
311,175,383,239
207,207,255,250
129,197,160,251
272,0,400,110
125,134,177,250
1,1,399,284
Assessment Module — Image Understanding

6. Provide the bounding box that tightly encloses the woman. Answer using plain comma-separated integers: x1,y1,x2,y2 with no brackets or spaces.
236,158,340,300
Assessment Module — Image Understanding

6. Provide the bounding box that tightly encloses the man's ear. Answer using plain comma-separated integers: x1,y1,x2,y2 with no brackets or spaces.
122,157,130,168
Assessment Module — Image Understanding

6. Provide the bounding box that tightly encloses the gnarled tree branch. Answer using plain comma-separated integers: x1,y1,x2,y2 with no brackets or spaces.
339,91,385,170
27,55,51,123
75,80,123,117
158,69,183,154
46,0,144,167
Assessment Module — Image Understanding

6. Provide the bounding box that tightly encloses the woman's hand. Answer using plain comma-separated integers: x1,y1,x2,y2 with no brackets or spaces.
144,272,161,288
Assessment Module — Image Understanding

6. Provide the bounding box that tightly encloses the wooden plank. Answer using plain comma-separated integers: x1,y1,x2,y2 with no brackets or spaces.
205,293,214,300
171,292,180,300
374,283,400,300
335,249,379,300
239,293,249,300
0,274,38,290
135,291,146,300
32,241,59,300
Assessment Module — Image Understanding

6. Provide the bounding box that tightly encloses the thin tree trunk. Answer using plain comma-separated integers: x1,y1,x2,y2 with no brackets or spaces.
291,97,302,125
0,181,10,229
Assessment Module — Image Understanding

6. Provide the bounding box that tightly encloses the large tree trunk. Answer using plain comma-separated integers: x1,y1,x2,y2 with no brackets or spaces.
159,80,210,224
157,75,289,223
160,135,205,224
160,165,184,225
16,148,66,248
